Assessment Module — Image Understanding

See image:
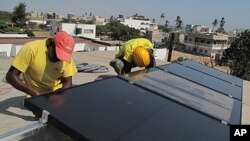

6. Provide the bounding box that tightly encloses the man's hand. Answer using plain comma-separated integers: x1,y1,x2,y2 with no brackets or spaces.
29,89,40,96
109,59,124,75
48,93,66,108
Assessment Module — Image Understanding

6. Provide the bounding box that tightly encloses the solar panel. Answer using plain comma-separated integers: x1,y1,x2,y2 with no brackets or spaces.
178,60,243,87
120,68,241,125
24,77,229,141
158,63,242,100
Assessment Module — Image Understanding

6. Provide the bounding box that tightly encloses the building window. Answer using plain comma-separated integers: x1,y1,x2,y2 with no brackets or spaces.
84,29,94,34
205,50,208,54
184,36,188,40
214,42,217,45
199,49,203,53
207,41,210,44
201,40,204,43
195,37,198,42
189,38,192,41
75,28,82,35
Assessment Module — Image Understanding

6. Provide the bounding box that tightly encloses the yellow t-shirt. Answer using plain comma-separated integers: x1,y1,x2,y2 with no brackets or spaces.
12,39,77,95
115,38,154,63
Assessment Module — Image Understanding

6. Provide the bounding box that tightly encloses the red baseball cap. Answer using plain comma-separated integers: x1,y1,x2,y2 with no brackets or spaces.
54,31,75,62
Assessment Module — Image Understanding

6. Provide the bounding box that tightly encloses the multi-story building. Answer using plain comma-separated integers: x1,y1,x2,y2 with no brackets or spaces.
183,26,229,58
119,15,157,34
27,11,46,25
50,21,96,39
93,16,105,25
146,29,169,43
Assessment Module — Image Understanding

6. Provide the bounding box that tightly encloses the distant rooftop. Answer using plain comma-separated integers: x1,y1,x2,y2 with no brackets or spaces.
0,37,110,47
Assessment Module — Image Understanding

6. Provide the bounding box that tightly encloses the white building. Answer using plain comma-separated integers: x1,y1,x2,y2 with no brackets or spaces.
27,11,46,25
120,16,157,34
50,22,96,39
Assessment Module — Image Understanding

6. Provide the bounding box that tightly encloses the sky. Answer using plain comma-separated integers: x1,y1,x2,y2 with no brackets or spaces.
0,0,250,31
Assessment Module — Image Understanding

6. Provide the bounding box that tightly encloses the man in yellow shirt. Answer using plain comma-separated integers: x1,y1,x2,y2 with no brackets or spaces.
110,38,155,74
6,31,77,97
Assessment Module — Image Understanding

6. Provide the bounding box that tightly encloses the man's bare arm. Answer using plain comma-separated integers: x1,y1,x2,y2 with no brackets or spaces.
61,76,73,90
5,66,39,96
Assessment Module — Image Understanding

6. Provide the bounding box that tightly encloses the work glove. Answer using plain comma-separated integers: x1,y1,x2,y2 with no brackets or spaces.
109,59,124,75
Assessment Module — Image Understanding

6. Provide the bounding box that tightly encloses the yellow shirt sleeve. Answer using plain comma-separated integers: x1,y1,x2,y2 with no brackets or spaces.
12,44,34,73
62,60,77,78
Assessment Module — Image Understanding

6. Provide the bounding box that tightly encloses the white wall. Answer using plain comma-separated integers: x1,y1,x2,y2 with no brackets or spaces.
15,45,23,54
76,24,96,39
29,20,47,25
106,46,120,51
84,44,99,51
74,43,85,51
99,46,120,51
99,46,106,51
50,22,96,39
121,19,152,34
61,23,76,35
0,43,86,57
0,44,12,57
0,34,28,38
154,48,167,61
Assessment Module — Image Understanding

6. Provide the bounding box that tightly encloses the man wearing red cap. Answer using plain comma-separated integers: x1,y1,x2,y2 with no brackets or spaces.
6,31,77,97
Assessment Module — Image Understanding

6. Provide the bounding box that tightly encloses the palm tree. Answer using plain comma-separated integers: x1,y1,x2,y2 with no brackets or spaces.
216,17,226,33
110,15,114,22
165,19,169,28
159,13,166,25
212,19,218,31
175,16,182,31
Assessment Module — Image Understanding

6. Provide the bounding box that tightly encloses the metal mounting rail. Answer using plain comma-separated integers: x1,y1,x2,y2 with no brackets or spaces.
0,110,50,141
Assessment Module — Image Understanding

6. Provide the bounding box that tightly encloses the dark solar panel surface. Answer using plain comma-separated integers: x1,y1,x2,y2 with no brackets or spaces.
24,77,229,141
158,63,242,100
120,68,241,124
179,60,243,87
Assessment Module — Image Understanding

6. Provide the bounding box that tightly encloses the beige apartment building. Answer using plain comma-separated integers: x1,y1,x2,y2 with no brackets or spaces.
93,16,105,25
182,25,229,58
146,29,169,43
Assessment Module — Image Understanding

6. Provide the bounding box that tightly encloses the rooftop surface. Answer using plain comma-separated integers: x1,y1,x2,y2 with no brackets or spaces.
0,51,249,141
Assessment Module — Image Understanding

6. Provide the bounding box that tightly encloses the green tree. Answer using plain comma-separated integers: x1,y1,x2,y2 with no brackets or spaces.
105,21,141,41
0,21,8,30
110,15,114,22
159,13,166,25
62,18,70,23
221,30,250,80
96,25,108,36
0,21,21,32
11,2,27,27
0,11,12,22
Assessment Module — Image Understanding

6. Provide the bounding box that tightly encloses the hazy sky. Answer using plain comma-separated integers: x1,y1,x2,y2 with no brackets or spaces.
1,0,250,31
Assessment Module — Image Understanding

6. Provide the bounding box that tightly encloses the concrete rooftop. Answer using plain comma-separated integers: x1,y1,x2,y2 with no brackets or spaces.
0,51,249,141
